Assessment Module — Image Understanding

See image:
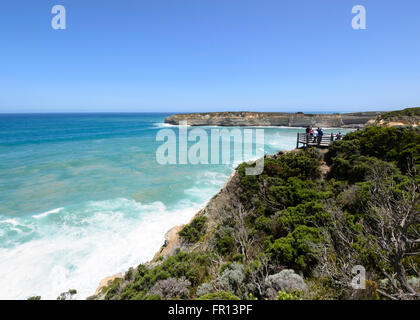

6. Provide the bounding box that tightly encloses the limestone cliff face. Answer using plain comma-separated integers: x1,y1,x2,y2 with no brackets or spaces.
165,112,381,128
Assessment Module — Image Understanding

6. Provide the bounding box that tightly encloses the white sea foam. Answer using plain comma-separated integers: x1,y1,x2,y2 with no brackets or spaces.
0,198,205,300
152,122,191,128
0,218,25,234
0,218,20,226
32,207,64,219
153,122,173,128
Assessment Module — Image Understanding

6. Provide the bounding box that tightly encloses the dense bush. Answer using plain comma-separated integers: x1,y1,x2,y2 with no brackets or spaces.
380,107,420,120
265,225,321,274
114,251,212,300
326,127,420,180
237,148,322,206
276,290,304,300
276,201,330,233
196,263,250,299
263,149,322,181
264,269,307,299
148,277,191,299
57,289,77,300
268,177,328,208
214,226,235,256
179,216,207,243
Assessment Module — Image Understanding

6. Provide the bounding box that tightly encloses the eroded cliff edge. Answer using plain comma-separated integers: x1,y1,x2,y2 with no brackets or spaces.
164,111,382,128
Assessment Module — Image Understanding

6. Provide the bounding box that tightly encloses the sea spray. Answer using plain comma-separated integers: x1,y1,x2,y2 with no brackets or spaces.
0,198,206,299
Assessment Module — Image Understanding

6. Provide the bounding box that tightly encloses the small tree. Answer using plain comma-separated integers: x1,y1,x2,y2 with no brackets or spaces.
148,277,191,300
361,166,420,299
57,289,77,300
196,263,249,299
264,269,307,299
317,165,420,300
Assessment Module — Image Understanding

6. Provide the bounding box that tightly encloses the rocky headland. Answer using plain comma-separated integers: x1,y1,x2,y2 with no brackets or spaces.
164,111,382,128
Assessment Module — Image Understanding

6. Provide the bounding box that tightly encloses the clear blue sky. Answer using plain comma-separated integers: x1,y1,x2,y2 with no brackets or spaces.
0,0,419,113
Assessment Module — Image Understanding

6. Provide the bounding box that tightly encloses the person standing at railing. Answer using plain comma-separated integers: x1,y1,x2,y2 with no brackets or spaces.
317,127,324,145
305,126,311,144
312,128,318,143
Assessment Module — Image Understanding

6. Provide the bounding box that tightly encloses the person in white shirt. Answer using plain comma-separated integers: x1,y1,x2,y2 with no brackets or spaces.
312,129,318,143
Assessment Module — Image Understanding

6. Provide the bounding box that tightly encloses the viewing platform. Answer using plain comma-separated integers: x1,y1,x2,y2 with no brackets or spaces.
296,132,341,149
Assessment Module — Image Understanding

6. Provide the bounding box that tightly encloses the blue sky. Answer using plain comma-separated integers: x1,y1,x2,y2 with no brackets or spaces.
0,0,419,113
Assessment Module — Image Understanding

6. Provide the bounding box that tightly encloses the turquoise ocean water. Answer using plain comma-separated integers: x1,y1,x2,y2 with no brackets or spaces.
0,113,350,299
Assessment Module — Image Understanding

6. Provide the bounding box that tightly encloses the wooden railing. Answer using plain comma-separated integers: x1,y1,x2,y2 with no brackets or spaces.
296,133,341,148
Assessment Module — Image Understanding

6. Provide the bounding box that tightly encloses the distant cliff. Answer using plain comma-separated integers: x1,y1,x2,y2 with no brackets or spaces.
164,111,382,128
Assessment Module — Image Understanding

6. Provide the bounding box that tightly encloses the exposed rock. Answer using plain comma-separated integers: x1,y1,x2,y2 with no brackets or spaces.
152,170,243,261
152,225,183,260
93,273,123,297
366,117,420,128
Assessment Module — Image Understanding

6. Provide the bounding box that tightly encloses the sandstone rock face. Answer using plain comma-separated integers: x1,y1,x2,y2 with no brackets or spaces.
94,273,123,296
164,112,381,128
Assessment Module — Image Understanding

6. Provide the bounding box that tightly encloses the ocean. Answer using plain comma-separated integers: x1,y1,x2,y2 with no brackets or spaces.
0,113,350,299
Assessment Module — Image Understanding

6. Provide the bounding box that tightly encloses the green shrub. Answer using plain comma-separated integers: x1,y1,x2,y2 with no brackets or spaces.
263,149,322,181
57,289,78,300
118,251,212,300
104,279,123,300
125,267,134,281
179,216,207,243
380,107,420,120
237,149,322,207
269,178,331,209
214,226,235,256
265,225,322,274
276,201,330,233
326,127,420,178
276,290,304,300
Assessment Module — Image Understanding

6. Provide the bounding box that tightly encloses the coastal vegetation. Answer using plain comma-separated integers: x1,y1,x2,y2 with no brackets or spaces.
179,216,207,244
92,125,419,300
381,107,420,120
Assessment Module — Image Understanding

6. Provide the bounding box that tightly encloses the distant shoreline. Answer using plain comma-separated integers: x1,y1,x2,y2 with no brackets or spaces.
164,111,381,128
